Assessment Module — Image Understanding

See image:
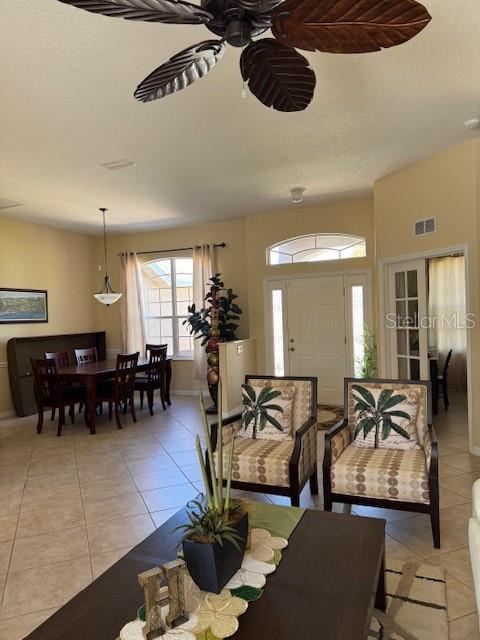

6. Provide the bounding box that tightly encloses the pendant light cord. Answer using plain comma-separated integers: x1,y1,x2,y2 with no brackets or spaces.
100,207,108,278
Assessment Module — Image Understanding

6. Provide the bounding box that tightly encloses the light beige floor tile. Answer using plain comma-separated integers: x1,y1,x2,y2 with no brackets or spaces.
0,541,13,575
442,453,480,474
21,482,81,512
351,505,417,523
0,573,6,601
150,508,179,528
141,483,195,512
0,493,22,517
27,458,77,481
90,546,132,579
386,517,467,558
126,455,176,475
29,448,75,464
440,503,474,532
75,450,124,468
440,474,478,499
10,526,89,571
439,442,468,458
0,607,58,640
169,450,200,467
449,613,480,640
161,439,197,454
84,492,147,525
179,464,204,484
0,448,32,466
132,468,189,492
446,574,477,621
0,515,18,543
87,513,154,555
1,557,91,619
77,460,131,484
439,487,471,510
80,476,138,501
119,443,168,462
385,534,422,562
427,547,474,589
16,502,84,538
439,462,467,480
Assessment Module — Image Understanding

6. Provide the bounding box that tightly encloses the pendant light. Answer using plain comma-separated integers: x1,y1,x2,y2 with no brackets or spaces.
94,208,122,306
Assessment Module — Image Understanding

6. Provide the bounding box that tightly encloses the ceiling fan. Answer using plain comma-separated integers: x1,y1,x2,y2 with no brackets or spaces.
57,0,431,112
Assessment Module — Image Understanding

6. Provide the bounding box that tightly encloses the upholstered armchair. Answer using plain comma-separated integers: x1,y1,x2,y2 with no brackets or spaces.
211,375,318,507
323,378,440,548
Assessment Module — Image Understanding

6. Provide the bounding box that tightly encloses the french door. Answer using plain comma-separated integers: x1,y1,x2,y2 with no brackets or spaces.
386,259,429,380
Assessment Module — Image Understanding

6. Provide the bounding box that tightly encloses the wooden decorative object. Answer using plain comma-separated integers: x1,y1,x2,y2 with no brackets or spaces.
134,41,225,103
137,567,169,639
271,0,432,53
240,39,315,112
58,0,213,25
243,500,253,550
163,560,188,628
55,0,431,112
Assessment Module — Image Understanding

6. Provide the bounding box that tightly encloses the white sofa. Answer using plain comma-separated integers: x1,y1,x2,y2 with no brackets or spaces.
468,479,480,626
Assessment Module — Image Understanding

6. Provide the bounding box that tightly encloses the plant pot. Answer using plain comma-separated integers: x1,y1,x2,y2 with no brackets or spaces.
182,512,249,594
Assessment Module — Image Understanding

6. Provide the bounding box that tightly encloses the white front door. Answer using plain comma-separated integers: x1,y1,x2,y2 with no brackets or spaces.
286,276,346,404
386,259,429,380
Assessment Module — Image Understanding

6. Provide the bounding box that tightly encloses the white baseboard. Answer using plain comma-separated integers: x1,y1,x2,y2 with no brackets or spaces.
172,390,209,397
470,446,480,457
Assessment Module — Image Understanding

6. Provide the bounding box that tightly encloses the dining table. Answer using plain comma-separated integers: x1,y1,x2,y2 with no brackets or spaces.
58,357,172,434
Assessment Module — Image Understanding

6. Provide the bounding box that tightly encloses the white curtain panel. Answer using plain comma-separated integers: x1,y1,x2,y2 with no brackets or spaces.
193,244,218,380
120,252,148,355
428,256,467,391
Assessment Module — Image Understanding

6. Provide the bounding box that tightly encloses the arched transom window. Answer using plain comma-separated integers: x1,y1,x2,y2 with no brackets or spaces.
267,233,366,265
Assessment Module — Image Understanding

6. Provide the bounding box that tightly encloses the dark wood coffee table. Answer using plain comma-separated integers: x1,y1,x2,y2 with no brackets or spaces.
25,508,386,640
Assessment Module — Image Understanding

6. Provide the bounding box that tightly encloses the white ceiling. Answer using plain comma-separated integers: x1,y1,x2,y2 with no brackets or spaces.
0,0,479,235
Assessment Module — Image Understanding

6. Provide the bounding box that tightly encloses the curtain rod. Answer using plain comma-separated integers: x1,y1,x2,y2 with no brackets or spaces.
118,242,226,256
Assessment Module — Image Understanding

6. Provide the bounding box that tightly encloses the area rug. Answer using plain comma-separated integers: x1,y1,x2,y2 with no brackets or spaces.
369,559,448,640
317,404,343,430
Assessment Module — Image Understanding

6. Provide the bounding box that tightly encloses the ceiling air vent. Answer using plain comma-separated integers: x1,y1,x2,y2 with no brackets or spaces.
101,159,137,171
0,199,21,210
414,217,436,237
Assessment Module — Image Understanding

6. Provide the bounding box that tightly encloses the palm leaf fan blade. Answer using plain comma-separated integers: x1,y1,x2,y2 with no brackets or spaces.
271,0,431,53
240,39,315,112
135,40,225,102
57,0,213,24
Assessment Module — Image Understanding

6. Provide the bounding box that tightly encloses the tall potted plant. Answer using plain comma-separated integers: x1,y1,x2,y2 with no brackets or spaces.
178,383,248,594
358,325,377,378
184,274,242,410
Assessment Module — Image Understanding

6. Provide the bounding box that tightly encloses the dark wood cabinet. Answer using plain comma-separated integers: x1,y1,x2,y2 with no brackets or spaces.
7,331,106,416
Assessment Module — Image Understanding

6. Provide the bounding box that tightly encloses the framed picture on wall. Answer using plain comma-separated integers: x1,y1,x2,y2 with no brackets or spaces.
0,288,48,324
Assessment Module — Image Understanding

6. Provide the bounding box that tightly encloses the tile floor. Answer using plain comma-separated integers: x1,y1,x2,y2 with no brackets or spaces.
0,391,477,638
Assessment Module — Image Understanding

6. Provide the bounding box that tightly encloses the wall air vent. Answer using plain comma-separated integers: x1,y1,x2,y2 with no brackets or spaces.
101,159,137,171
413,217,436,237
0,199,21,210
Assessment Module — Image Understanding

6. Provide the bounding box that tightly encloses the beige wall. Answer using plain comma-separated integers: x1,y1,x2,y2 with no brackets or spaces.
374,139,480,449
0,216,99,414
96,218,249,393
245,196,375,371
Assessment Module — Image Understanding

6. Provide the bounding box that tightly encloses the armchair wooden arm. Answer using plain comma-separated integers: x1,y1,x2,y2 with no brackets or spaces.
290,416,318,502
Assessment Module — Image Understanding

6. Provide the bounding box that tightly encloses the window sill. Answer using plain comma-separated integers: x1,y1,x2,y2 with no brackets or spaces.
171,356,194,362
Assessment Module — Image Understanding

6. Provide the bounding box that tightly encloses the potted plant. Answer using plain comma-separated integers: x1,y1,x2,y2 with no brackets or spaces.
357,325,377,378
178,383,248,594
184,274,242,410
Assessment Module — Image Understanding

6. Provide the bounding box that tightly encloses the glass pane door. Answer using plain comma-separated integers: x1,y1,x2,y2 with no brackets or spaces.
388,259,428,380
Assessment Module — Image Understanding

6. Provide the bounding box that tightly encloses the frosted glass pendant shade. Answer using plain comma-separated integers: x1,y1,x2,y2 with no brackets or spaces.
94,292,122,306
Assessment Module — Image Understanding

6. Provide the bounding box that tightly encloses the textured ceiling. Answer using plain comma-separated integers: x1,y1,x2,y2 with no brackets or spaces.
0,0,479,235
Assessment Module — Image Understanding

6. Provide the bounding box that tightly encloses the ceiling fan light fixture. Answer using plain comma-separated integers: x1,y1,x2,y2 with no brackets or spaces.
290,187,305,204
94,208,122,307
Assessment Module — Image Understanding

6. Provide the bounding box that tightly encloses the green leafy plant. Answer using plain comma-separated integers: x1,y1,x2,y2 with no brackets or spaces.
353,385,411,448
241,384,284,440
183,274,242,346
358,325,377,378
175,381,244,548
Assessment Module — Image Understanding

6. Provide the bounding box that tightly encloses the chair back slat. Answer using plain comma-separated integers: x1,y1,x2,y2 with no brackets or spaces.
146,347,166,384
45,350,70,369
31,358,59,404
115,353,139,396
74,347,98,364
145,343,168,360
442,349,453,378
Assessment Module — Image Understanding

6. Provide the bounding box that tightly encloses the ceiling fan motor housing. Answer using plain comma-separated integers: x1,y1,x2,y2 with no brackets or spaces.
202,0,268,46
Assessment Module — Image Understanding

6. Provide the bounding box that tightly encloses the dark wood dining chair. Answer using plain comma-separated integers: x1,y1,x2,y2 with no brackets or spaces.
74,347,98,364
438,349,453,410
145,343,168,359
44,350,70,421
135,346,167,415
32,358,85,436
96,352,139,429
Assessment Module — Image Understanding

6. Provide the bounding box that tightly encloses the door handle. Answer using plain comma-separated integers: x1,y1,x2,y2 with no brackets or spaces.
289,347,295,352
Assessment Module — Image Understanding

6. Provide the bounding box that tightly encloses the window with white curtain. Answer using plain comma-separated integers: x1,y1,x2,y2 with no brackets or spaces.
428,255,467,390
141,257,194,358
